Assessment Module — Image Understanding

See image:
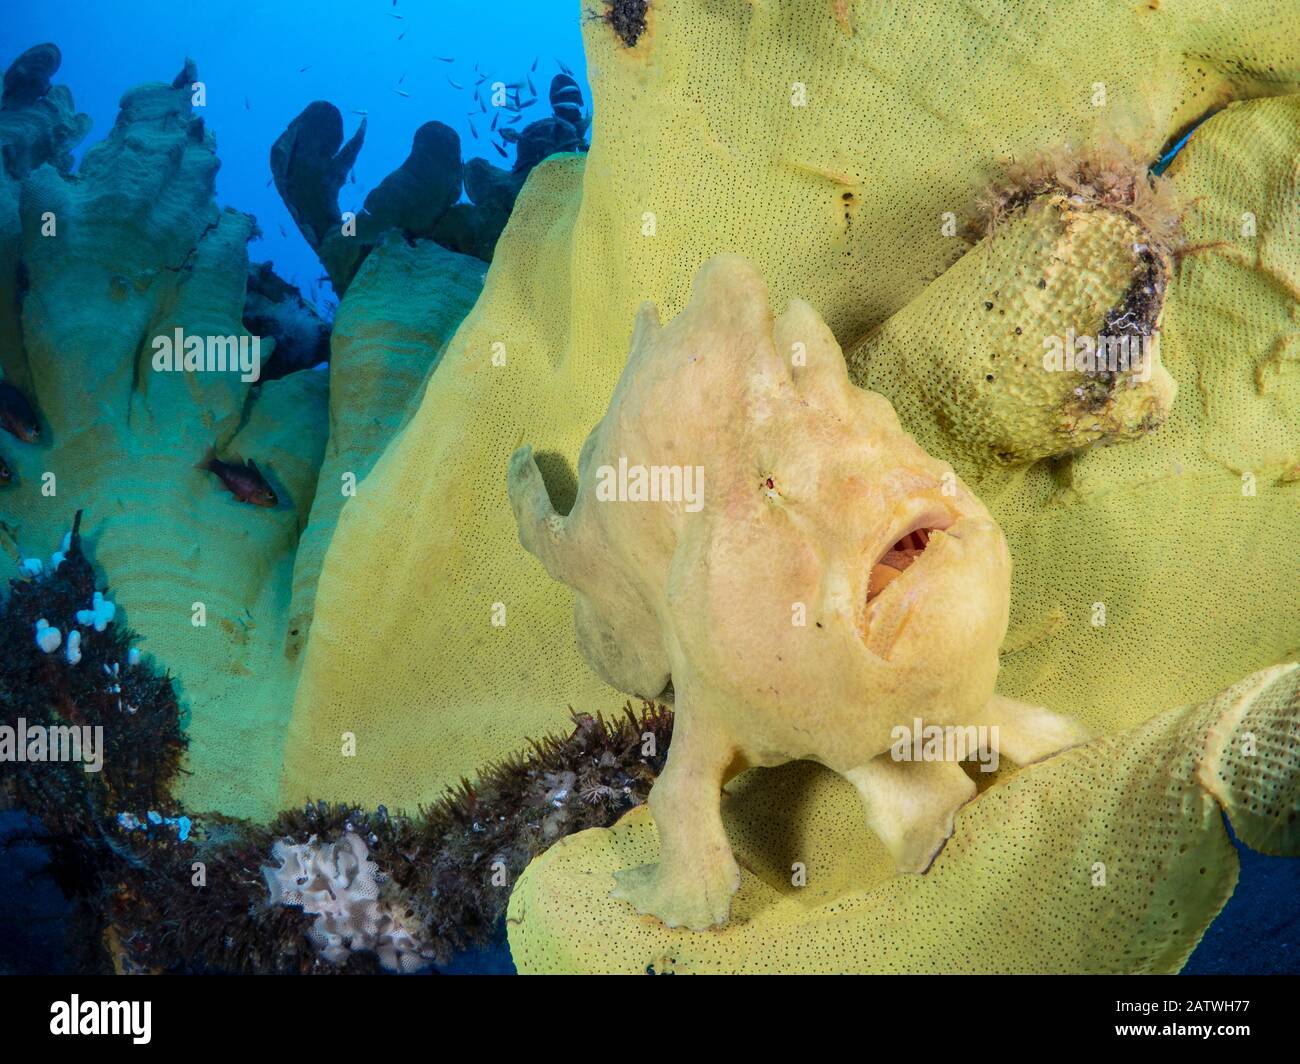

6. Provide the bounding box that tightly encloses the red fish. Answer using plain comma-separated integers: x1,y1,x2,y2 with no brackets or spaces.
0,381,39,443
198,448,278,507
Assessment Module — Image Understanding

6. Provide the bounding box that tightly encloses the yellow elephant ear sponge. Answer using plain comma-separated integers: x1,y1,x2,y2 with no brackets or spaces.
278,156,625,812
851,95,1300,750
283,235,488,662
0,60,487,820
1193,666,1300,857
500,92,1300,971
2,64,331,819
280,0,1300,813
506,664,1300,973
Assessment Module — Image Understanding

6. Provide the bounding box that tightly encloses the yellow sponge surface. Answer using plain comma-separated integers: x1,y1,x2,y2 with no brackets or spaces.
507,664,1299,974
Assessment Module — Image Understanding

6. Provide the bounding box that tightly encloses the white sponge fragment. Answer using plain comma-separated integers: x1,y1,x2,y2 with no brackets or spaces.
76,591,116,632
35,619,62,654
20,558,42,577
65,629,82,666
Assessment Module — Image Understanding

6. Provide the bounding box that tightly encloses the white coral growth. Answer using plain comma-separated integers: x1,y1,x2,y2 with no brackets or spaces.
262,833,433,973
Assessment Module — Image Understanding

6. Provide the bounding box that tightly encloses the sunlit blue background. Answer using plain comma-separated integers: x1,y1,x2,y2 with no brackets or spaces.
5,0,590,309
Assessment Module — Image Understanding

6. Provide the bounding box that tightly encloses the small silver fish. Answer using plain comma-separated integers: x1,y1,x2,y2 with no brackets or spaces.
448,78,463,89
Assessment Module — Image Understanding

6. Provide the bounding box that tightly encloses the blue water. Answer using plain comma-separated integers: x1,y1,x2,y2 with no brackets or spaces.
5,0,590,309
